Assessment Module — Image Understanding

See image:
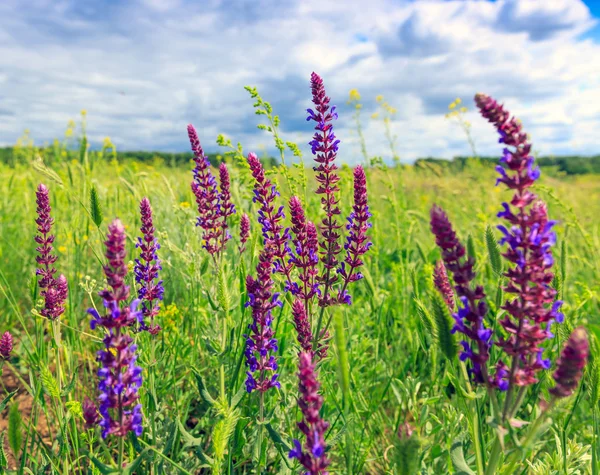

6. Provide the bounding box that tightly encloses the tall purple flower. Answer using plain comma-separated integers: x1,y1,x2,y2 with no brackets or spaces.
88,219,143,439
549,327,589,399
188,124,223,255
239,213,250,254
134,197,164,335
337,165,372,305
82,397,100,429
433,261,455,311
307,72,342,308
430,205,492,386
35,183,68,320
244,153,287,393
0,331,13,360
292,299,313,355
289,351,330,474
247,152,294,286
289,196,320,305
218,163,236,249
476,93,563,388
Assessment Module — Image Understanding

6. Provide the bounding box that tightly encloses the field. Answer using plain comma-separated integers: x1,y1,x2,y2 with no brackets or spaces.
1,91,600,474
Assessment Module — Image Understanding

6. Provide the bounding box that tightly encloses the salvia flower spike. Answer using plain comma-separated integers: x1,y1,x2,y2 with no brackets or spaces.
430,204,491,386
433,260,455,311
550,327,589,399
218,162,236,248
188,124,223,255
0,331,13,360
134,197,164,334
308,72,342,308
35,183,68,320
88,219,143,438
476,93,563,389
244,152,284,393
239,213,250,254
288,351,330,474
337,164,372,305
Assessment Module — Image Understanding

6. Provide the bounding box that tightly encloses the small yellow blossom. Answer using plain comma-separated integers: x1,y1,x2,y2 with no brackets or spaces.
180,201,191,208
449,101,456,110
348,89,361,102
460,107,468,113
58,246,67,253
81,109,87,116
455,98,462,105
375,94,384,102
371,113,379,119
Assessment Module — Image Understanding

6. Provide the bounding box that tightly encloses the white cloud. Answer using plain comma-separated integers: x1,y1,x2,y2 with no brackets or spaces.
0,0,598,162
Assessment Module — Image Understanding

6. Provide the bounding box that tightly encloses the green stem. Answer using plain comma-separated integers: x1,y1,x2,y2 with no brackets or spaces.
458,363,484,475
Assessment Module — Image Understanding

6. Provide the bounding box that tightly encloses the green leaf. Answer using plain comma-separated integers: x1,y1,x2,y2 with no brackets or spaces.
40,367,60,399
90,185,103,227
485,225,503,276
8,403,22,459
467,234,476,263
450,440,476,475
430,292,457,361
0,390,17,414
217,266,231,314
0,432,7,468
192,368,216,406
265,422,291,452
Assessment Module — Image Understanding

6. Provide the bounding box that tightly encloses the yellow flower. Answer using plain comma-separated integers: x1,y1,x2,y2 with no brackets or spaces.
180,201,191,208
348,89,361,102
455,98,462,105
81,109,87,116
371,113,379,119
460,107,468,113
448,101,456,110
375,94,384,102
58,246,67,253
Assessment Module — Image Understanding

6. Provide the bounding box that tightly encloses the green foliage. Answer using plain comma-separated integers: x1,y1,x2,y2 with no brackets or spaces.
8,403,22,459
430,291,457,361
90,185,103,227
485,224,502,276
394,433,422,475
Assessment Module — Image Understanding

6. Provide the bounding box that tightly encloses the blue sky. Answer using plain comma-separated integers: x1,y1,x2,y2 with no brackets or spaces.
1,0,599,162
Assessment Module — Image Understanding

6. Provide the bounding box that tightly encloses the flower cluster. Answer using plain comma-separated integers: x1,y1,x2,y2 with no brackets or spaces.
337,165,372,305
134,197,164,334
239,213,251,254
188,124,236,256
244,153,285,393
550,327,589,399
289,351,330,474
433,261,455,311
476,93,564,388
0,331,13,360
35,184,68,320
307,72,343,308
288,196,320,305
430,205,492,385
88,219,143,438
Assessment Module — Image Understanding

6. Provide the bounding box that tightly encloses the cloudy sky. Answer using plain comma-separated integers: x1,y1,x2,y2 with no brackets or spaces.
1,0,600,163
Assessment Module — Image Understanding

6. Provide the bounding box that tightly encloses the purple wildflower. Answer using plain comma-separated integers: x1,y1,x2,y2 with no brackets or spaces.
292,299,313,355
289,351,330,474
433,261,455,311
134,198,164,335
289,196,320,304
430,205,491,386
88,219,143,438
549,327,589,399
82,397,100,428
244,153,286,394
239,213,250,254
218,163,236,249
476,93,563,388
307,72,342,308
188,124,223,255
0,331,13,360
247,152,294,286
337,165,372,305
35,183,68,320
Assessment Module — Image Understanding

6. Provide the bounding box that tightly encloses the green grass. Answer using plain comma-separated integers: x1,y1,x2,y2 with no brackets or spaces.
0,153,599,473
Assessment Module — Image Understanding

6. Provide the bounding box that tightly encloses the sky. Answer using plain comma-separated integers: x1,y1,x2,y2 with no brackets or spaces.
1,0,600,163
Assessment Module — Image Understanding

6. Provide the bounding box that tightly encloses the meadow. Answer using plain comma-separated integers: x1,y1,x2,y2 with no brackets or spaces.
0,77,599,474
